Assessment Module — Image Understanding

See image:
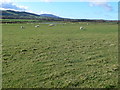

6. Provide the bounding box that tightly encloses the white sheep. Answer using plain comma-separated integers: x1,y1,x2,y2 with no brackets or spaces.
87,23,89,25
21,26,24,29
35,25,40,28
80,26,84,30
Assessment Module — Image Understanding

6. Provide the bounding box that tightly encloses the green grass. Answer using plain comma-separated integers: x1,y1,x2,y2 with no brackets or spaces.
2,22,118,88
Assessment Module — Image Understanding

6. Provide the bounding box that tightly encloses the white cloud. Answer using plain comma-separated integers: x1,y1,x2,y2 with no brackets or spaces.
0,1,27,11
0,0,12,3
81,0,114,12
90,2,113,11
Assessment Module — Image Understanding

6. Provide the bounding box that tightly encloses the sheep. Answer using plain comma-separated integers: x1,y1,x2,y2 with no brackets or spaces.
21,26,24,29
48,24,55,27
87,23,89,25
35,25,40,28
80,26,84,30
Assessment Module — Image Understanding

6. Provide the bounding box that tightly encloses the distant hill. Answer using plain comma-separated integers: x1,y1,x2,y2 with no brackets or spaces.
1,10,40,17
1,10,62,20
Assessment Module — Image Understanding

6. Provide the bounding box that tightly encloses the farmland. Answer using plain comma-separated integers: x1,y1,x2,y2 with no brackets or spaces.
2,22,118,88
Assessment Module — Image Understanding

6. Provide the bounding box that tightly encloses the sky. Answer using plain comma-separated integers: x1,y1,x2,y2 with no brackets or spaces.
0,0,119,20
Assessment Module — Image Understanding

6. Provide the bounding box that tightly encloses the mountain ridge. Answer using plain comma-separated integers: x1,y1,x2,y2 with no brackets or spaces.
1,10,63,19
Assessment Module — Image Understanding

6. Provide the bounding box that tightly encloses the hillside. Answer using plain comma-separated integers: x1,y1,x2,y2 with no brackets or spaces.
1,10,62,20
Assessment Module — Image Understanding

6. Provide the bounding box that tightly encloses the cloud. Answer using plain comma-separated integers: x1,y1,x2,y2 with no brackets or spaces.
0,0,12,3
0,1,27,11
89,2,113,11
0,0,57,15
80,0,113,12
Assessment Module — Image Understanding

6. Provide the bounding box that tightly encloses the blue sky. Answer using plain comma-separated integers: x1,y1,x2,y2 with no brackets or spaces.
1,0,118,20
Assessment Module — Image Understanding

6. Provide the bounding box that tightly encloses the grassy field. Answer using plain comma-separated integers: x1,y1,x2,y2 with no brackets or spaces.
2,22,118,88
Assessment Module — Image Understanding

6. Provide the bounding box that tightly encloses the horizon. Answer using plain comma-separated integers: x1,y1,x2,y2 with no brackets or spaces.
0,1,118,20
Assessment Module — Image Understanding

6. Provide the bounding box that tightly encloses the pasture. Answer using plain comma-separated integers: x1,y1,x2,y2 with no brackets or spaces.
2,22,118,88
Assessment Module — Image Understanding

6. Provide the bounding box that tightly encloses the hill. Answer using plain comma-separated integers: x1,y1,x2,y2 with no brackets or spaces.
0,10,118,23
1,10,62,20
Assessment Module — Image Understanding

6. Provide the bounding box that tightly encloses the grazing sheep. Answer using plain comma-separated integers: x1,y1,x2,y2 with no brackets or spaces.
80,26,84,30
35,25,40,28
48,24,55,27
87,23,89,25
21,26,24,29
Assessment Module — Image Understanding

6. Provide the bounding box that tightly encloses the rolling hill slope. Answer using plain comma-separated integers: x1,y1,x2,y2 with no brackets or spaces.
1,10,62,20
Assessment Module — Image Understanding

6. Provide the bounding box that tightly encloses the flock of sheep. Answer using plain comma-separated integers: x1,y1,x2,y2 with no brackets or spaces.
20,23,89,30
